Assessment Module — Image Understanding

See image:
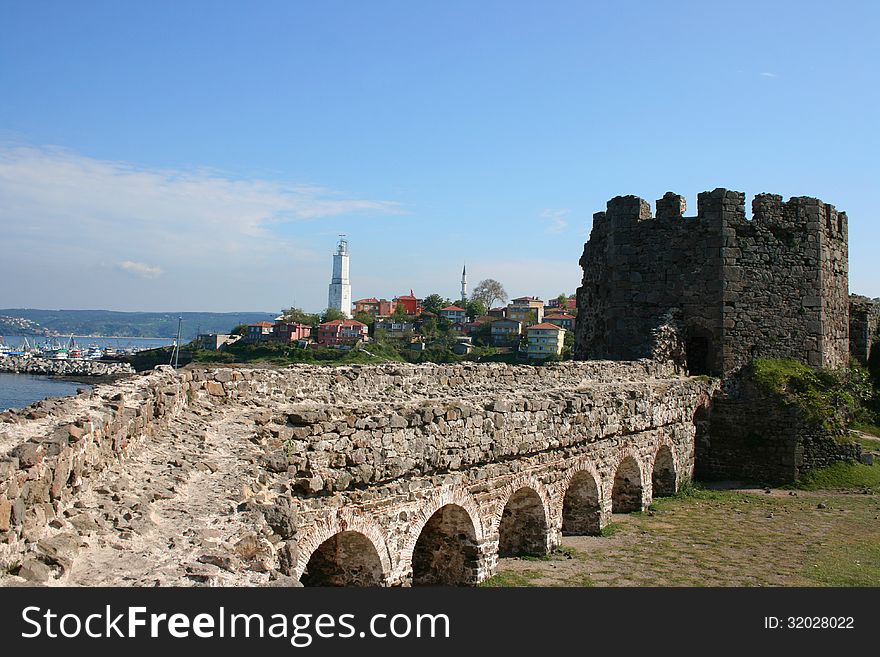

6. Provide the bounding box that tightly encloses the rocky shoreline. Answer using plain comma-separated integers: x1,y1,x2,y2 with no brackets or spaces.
0,356,134,378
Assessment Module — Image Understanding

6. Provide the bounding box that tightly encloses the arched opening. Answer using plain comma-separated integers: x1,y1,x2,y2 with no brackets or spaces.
685,335,710,375
562,470,601,535
498,487,548,556
652,446,677,497
412,504,480,586
300,531,384,586
612,457,643,513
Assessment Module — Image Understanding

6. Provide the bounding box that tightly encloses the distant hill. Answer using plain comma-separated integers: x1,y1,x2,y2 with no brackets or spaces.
0,309,277,340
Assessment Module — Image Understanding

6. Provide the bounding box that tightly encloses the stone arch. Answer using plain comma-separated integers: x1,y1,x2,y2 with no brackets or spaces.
293,511,392,584
300,531,385,586
611,452,644,513
404,488,485,587
497,487,549,557
561,465,602,535
411,504,481,586
651,444,677,498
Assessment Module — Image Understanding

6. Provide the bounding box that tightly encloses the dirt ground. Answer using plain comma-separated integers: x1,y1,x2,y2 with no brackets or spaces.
488,486,880,587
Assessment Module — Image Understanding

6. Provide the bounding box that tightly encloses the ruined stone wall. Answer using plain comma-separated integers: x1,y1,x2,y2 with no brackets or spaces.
849,295,880,365
575,188,850,376
243,371,705,497
0,361,716,586
698,378,861,484
0,367,187,543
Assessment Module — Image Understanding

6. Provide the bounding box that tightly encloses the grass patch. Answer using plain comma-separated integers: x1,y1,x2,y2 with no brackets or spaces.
479,569,543,587
518,545,579,561
498,487,879,586
553,545,578,558
648,482,751,512
835,432,880,451
806,529,880,586
793,461,880,491
854,422,880,438
599,522,622,537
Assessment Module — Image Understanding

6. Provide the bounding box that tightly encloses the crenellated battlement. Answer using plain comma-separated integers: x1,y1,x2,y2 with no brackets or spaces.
593,188,848,243
576,187,851,376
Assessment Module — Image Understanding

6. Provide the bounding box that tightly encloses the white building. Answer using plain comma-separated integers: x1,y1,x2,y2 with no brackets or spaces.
328,237,352,318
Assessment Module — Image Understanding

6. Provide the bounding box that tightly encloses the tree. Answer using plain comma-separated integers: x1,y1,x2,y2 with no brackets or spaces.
465,299,487,320
280,307,320,326
563,330,575,359
392,303,409,323
421,294,450,315
556,293,569,307
230,324,248,336
419,317,439,338
471,279,507,310
320,308,346,323
353,311,375,327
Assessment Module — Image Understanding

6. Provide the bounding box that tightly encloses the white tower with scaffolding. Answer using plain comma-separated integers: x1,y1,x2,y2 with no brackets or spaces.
328,236,351,318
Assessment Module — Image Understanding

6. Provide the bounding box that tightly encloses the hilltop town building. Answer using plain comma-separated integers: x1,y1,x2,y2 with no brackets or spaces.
272,322,312,343
328,237,352,319
547,295,577,312
525,323,566,359
439,305,466,328
315,319,368,346
394,291,421,315
195,333,240,350
574,189,850,376
544,313,576,332
507,297,544,327
243,322,274,343
491,319,522,346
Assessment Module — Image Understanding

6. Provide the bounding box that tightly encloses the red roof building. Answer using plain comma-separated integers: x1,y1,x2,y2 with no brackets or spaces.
315,319,369,346
544,313,576,331
546,295,577,311
353,298,381,315
394,290,421,315
244,321,274,343
272,322,312,342
439,305,467,329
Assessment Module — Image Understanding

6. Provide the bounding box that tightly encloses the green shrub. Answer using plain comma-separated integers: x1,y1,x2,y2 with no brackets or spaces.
750,358,875,434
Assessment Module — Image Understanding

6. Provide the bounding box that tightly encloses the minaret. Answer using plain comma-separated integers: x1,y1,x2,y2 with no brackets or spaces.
460,263,467,301
328,236,351,318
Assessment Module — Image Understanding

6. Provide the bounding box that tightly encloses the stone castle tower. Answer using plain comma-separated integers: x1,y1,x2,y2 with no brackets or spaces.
328,237,351,318
574,188,850,376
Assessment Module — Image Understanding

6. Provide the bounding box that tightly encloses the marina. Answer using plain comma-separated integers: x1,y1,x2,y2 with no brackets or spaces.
0,334,175,361
0,335,167,410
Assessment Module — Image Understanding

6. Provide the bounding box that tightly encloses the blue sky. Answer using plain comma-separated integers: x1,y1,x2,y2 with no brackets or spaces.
1,0,878,313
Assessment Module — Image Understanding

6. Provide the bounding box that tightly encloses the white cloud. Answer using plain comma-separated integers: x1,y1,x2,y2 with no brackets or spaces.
760,71,778,78
540,208,570,234
117,260,163,279
0,143,402,310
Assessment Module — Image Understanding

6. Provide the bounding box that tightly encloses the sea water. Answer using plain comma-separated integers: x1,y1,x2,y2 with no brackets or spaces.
0,373,92,411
